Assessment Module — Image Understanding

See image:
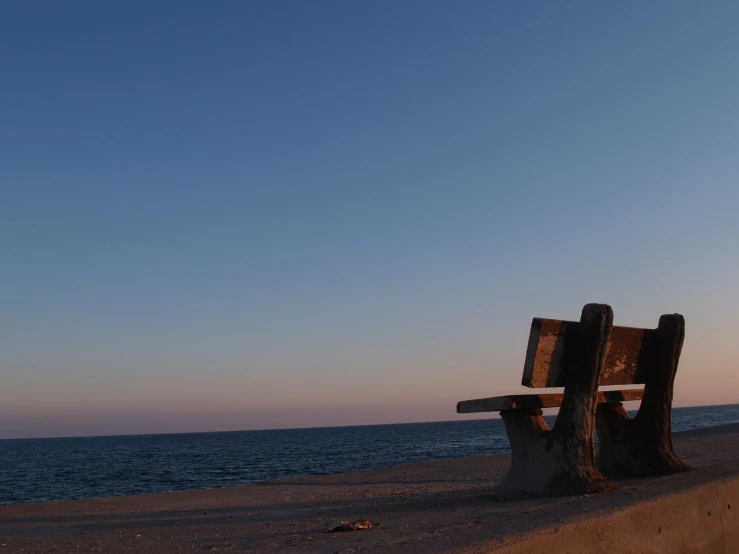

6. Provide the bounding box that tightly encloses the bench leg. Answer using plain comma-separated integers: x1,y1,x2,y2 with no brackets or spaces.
495,304,612,498
496,408,550,497
595,314,691,476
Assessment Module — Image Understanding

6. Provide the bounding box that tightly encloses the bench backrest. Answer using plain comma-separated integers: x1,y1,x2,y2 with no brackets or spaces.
522,317,655,388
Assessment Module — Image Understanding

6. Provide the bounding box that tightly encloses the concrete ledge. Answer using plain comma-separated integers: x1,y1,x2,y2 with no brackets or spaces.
488,477,738,553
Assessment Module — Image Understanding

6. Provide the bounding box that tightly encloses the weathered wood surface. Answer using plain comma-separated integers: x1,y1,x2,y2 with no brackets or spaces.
521,318,656,388
457,388,643,414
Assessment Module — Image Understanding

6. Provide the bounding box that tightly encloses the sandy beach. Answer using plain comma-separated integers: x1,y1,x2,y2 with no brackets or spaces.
1,423,737,553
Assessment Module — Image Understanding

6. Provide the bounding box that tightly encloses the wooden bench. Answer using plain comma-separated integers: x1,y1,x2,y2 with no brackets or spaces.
456,303,690,498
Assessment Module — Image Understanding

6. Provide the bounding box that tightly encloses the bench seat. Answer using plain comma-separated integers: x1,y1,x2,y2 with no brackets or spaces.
457,388,643,413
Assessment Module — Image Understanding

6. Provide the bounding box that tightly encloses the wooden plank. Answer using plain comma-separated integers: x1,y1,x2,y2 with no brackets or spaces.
456,388,644,414
521,318,656,388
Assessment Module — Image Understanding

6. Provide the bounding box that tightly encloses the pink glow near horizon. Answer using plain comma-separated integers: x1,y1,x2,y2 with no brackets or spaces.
3,305,737,439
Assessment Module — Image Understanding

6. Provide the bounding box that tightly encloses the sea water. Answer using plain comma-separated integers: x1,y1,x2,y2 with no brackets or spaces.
1,403,738,505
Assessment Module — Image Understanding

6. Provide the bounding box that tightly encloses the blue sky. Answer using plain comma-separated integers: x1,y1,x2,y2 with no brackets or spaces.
2,1,739,438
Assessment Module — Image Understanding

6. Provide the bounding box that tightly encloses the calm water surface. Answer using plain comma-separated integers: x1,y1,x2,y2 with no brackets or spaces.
1,404,737,505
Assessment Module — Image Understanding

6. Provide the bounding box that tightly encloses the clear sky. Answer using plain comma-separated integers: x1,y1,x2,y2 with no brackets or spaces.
2,1,738,439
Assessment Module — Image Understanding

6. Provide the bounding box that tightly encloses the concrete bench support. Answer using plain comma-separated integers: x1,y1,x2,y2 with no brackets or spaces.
495,304,612,498
595,314,691,476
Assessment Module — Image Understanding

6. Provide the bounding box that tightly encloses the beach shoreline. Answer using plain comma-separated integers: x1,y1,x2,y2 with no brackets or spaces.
1,423,738,553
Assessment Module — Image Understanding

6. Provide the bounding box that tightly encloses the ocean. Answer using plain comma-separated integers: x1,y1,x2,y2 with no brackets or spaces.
1,403,738,505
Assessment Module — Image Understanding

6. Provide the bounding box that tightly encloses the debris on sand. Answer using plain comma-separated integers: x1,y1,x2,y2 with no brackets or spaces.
326,519,372,532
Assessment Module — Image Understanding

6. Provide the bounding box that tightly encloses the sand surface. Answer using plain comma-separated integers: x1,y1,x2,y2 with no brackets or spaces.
1,423,738,553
